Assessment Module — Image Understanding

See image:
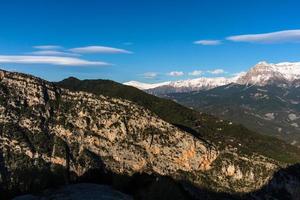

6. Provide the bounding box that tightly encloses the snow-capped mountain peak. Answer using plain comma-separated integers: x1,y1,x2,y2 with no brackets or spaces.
124,76,236,94
237,61,300,86
168,77,233,89
124,61,300,93
275,62,300,80
123,80,170,90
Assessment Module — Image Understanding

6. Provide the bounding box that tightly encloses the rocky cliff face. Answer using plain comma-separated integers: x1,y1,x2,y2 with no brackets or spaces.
0,69,296,199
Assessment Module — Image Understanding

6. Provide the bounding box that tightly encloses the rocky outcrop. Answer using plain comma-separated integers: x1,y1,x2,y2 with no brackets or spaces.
0,69,295,199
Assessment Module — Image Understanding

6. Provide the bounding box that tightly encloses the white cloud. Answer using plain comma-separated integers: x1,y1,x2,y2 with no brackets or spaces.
227,29,300,43
194,40,221,45
232,71,247,78
142,72,157,79
29,50,80,57
33,45,62,50
168,71,184,77
0,55,110,66
188,70,203,76
70,46,132,54
208,69,226,74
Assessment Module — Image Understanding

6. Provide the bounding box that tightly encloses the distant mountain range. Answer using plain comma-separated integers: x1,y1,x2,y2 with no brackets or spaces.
125,77,235,94
132,61,300,147
166,83,300,148
124,61,300,95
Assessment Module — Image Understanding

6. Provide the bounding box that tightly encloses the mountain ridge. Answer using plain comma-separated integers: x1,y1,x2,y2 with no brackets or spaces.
124,61,300,94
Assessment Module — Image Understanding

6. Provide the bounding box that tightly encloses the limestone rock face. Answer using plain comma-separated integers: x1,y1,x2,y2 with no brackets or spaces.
0,70,217,195
0,69,289,198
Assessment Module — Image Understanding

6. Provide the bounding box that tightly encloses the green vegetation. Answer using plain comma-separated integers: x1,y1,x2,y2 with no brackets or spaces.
168,84,300,150
57,78,300,164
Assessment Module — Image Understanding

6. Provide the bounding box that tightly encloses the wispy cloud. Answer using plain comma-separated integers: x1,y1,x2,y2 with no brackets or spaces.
232,71,246,78
0,55,110,66
33,45,62,50
70,46,132,54
29,50,80,57
142,72,158,79
188,70,203,76
207,69,226,74
227,29,300,43
168,71,184,77
194,40,221,45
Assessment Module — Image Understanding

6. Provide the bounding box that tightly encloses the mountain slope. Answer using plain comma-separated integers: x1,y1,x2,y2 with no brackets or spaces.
166,83,300,147
57,77,300,164
56,77,203,129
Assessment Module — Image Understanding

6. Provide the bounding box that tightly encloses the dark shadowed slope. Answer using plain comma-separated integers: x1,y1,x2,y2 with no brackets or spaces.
166,83,300,147
12,164,300,200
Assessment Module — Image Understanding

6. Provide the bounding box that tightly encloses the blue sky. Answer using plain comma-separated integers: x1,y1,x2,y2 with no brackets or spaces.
1,0,300,83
